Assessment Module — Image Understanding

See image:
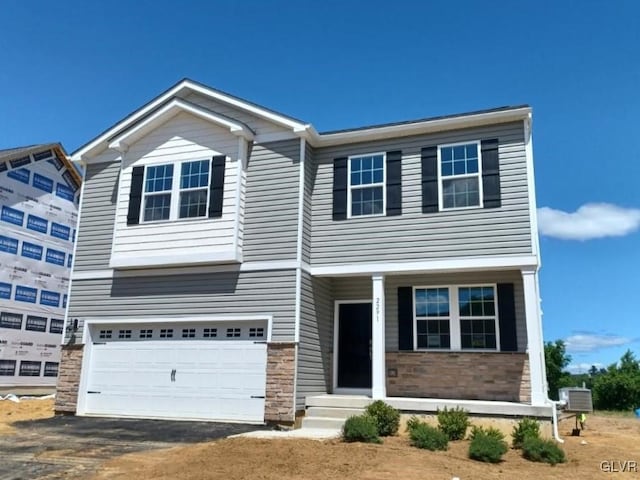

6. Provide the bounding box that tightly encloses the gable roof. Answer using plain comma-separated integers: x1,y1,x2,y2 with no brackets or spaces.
0,143,82,185
71,78,532,161
71,78,310,161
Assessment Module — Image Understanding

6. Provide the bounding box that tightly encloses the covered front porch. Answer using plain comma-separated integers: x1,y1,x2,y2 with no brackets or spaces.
297,259,550,418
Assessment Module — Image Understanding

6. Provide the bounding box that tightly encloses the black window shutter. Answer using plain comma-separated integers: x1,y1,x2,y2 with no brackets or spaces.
497,283,518,352
398,287,414,350
481,139,501,208
421,146,438,213
208,155,226,218
386,150,402,216
127,166,145,225
332,157,348,220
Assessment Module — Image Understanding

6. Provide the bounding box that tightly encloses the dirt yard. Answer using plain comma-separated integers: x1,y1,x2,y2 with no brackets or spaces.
95,413,640,480
0,396,54,434
2,399,638,479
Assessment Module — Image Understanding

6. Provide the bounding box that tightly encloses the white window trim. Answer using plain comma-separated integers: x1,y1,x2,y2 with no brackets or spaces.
347,152,386,218
140,158,212,224
437,140,484,211
412,283,501,352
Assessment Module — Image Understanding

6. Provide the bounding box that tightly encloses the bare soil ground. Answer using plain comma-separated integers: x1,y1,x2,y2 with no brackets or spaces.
2,400,638,479
0,397,54,434
94,414,640,480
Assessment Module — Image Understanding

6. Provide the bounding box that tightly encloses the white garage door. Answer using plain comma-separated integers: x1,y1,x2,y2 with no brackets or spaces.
83,322,267,423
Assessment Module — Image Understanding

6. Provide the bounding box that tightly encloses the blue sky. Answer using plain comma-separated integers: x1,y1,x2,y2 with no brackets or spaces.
1,0,638,372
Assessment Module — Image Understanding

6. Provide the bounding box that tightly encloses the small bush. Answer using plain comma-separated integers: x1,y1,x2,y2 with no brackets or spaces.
437,407,470,440
468,428,509,463
365,400,400,436
522,436,566,465
468,425,506,442
512,418,541,449
405,415,422,432
408,422,449,451
342,414,381,444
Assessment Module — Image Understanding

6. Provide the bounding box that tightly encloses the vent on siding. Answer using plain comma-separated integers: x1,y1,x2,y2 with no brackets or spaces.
118,329,132,339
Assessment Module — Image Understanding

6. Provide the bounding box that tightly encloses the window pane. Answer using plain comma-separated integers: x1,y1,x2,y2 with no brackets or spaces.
143,193,171,221
441,147,453,161
442,178,480,208
467,158,478,174
145,165,174,192
453,145,465,159
351,158,361,172
180,160,209,189
363,156,372,170
373,169,383,183
373,155,383,169
442,161,453,176
351,172,360,186
454,160,466,175
179,190,208,218
351,186,383,216
362,170,372,184
466,144,478,158
417,319,450,349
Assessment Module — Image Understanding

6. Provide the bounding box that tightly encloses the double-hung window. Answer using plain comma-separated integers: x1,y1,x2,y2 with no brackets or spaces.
348,153,385,217
414,285,498,351
439,142,482,209
143,165,173,221
142,160,211,222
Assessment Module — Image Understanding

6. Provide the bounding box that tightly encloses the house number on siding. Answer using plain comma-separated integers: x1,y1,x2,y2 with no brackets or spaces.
375,298,381,324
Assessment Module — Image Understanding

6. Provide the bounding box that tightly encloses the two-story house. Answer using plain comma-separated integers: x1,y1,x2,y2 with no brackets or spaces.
55,79,552,426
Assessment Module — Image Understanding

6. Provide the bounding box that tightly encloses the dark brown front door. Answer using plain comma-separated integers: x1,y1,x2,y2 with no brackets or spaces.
337,303,372,389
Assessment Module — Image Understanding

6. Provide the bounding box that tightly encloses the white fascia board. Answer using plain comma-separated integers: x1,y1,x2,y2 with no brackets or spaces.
108,98,254,153
73,79,306,161
310,255,540,277
308,107,532,148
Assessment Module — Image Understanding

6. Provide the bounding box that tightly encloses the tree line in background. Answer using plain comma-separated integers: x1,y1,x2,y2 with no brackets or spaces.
544,340,640,411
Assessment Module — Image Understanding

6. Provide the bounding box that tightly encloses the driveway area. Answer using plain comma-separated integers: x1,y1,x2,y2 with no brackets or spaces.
0,415,267,480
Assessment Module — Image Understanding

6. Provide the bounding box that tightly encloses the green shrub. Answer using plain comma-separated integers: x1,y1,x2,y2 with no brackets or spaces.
437,407,470,440
365,400,400,436
468,427,508,463
342,414,381,444
522,436,566,465
468,425,506,442
405,415,422,432
512,418,541,449
408,422,449,451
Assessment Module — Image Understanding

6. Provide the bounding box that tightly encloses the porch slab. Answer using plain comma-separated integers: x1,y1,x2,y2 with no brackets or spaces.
305,395,553,419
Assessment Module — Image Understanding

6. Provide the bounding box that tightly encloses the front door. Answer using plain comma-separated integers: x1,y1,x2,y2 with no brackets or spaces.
337,302,372,389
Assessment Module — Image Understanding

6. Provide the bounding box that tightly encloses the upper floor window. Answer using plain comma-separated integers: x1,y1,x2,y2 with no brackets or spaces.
142,160,210,223
348,153,385,217
438,142,482,210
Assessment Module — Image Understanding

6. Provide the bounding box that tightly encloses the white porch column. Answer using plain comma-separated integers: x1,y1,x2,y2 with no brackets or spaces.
522,268,547,406
371,274,386,399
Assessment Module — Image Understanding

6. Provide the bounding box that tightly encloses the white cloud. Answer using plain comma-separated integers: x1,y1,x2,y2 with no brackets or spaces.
566,362,604,375
538,203,640,240
565,333,631,353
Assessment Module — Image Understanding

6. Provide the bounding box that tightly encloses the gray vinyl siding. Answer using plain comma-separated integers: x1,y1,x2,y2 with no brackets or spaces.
73,161,119,271
67,269,296,343
301,142,315,264
296,271,332,409
332,271,527,353
311,121,532,265
243,140,300,262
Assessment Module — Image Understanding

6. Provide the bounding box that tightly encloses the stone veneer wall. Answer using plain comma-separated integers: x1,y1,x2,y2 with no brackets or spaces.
265,342,296,423
54,345,84,413
386,352,531,403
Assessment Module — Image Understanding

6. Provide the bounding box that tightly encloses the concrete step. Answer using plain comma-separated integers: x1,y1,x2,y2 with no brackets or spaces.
305,395,371,409
306,406,364,419
301,416,347,430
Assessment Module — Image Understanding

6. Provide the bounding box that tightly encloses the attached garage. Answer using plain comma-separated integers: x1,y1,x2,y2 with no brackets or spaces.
77,320,269,423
